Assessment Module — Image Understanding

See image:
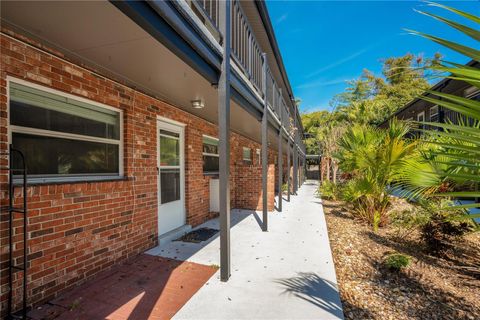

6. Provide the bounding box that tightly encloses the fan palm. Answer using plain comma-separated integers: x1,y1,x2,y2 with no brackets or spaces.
336,120,416,229
401,2,480,218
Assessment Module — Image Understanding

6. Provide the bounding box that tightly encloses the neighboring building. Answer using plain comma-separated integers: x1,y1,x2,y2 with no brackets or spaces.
380,60,480,129
0,0,307,316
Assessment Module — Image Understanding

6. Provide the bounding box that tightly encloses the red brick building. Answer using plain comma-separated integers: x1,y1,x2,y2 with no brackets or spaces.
0,0,307,316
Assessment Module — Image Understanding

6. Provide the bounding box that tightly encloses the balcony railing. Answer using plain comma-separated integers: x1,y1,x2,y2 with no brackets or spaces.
193,0,219,28
231,0,263,95
187,0,296,137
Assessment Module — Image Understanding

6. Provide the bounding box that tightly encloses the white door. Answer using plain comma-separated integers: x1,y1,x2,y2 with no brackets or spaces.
157,119,185,236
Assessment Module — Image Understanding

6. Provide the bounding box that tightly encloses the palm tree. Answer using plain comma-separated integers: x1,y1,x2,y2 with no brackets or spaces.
335,120,416,229
402,2,480,219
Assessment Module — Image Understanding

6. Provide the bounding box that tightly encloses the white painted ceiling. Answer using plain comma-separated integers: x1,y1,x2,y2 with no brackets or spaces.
1,0,292,152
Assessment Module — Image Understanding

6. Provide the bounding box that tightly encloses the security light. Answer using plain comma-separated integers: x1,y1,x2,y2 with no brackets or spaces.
191,99,205,109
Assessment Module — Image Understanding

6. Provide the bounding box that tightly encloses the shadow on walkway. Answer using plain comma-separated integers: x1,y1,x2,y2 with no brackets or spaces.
276,272,344,319
147,209,262,262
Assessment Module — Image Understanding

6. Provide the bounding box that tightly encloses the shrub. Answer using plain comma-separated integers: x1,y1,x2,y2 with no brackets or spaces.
390,208,430,238
335,120,416,230
281,183,288,193
392,199,477,254
383,253,411,271
318,180,339,200
338,177,390,229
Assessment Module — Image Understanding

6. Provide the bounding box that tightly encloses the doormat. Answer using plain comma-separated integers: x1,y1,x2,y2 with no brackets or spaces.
175,228,219,243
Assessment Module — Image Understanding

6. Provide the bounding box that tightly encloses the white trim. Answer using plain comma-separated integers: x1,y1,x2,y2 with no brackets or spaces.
157,118,186,234
6,76,124,178
242,147,252,162
156,115,187,127
202,152,219,157
417,111,425,121
159,133,180,140
429,105,439,121
202,134,219,157
464,86,480,98
417,111,425,130
231,60,264,103
202,134,219,142
7,76,122,113
11,126,121,145
158,165,181,170
176,0,222,53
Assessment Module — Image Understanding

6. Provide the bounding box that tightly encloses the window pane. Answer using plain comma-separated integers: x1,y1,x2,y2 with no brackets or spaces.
202,136,218,146
203,155,219,172
202,136,218,155
203,142,218,155
160,129,179,138
243,147,251,161
10,82,120,139
12,133,119,175
160,135,179,166
160,169,180,204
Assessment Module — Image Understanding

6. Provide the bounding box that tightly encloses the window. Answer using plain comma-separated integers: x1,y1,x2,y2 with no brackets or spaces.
159,129,181,204
202,135,219,173
9,80,122,180
429,106,439,122
242,147,251,164
417,111,425,130
256,148,261,166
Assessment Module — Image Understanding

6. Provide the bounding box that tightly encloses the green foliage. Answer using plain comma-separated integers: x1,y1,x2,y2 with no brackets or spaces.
392,199,477,254
331,53,440,126
390,207,431,238
383,253,412,271
418,199,476,254
334,120,417,229
318,180,340,200
401,2,480,218
281,183,288,192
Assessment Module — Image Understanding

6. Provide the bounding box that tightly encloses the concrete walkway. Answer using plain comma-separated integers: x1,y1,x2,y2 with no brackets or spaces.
147,180,343,320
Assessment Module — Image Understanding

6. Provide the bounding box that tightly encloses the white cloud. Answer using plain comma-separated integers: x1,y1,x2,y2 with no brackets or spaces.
276,13,288,25
296,77,351,90
305,48,370,78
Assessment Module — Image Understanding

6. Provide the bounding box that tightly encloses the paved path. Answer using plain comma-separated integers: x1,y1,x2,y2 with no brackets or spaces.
28,255,217,320
147,180,343,319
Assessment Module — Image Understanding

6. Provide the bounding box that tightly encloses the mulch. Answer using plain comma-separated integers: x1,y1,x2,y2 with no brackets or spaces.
323,199,480,320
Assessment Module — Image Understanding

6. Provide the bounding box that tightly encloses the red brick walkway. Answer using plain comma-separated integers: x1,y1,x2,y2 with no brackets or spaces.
28,254,217,320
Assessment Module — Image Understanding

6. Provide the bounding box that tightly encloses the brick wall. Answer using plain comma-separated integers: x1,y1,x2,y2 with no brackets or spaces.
0,30,282,314
233,134,276,211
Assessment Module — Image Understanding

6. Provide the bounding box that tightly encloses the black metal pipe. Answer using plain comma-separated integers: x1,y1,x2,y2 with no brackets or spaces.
8,145,13,318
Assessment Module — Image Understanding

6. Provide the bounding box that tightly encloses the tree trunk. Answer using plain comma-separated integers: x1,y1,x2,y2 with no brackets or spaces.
332,161,338,184
325,157,330,182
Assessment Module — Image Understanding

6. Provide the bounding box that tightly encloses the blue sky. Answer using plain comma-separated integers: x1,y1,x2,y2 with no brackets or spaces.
266,0,480,113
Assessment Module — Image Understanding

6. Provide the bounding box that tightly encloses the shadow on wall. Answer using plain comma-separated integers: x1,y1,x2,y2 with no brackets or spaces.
275,272,344,319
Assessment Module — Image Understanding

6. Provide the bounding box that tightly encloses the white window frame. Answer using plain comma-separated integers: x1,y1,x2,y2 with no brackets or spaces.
202,134,219,173
429,105,439,121
464,86,480,98
417,111,425,130
256,148,261,166
242,147,252,163
7,76,124,183
417,111,425,122
202,134,219,158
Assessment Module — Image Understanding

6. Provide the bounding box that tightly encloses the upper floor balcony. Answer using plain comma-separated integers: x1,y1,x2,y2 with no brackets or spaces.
178,0,303,145
0,0,306,154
